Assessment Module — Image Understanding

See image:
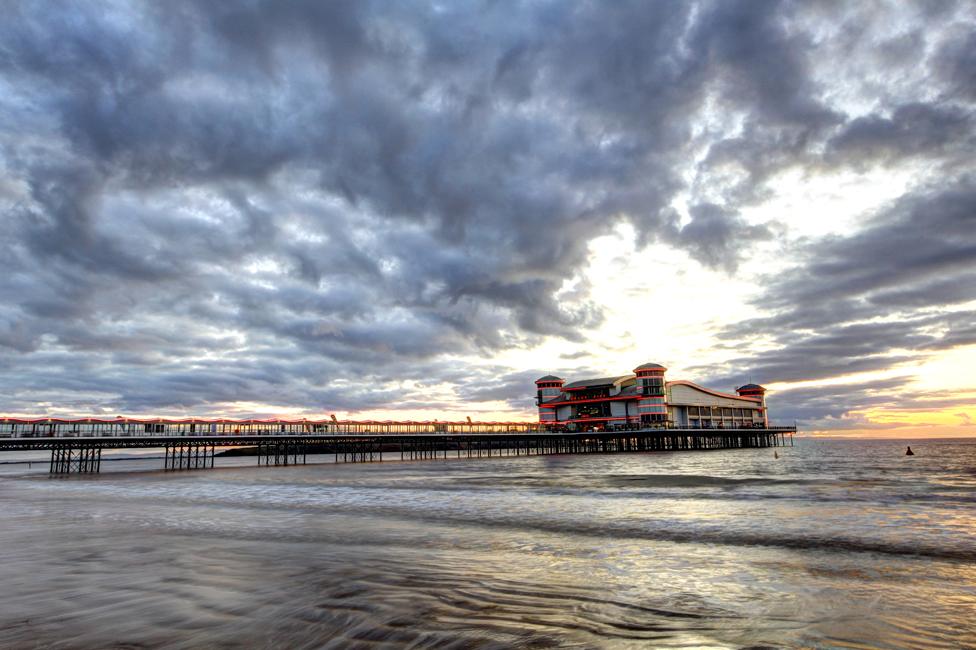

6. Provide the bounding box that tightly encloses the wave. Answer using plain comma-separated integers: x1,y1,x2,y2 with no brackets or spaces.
350,511,976,563
600,473,820,488
108,493,976,564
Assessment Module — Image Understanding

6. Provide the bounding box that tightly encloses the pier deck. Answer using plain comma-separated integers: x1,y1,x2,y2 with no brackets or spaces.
0,422,795,474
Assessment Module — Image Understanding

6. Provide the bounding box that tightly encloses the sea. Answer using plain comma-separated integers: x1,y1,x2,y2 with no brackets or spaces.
1,437,974,649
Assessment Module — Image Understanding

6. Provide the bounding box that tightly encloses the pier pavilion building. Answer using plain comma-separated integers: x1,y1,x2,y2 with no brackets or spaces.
535,363,768,430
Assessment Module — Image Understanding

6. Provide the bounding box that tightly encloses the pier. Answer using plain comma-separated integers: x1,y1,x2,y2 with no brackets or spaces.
0,417,795,475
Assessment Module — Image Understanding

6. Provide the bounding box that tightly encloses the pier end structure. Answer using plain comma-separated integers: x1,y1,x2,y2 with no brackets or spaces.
537,362,771,431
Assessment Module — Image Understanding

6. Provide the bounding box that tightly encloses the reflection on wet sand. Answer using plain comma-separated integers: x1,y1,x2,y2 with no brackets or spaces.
1,439,975,648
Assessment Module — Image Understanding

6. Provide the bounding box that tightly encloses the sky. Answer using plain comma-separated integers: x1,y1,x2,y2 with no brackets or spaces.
1,1,974,437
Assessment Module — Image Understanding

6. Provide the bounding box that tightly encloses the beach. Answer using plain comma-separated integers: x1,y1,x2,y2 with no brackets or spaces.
1,438,974,648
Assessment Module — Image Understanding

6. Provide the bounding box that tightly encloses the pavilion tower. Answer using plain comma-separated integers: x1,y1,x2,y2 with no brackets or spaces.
535,375,564,425
634,363,667,424
736,383,768,426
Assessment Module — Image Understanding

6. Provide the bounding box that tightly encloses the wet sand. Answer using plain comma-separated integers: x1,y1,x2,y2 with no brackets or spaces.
2,439,975,648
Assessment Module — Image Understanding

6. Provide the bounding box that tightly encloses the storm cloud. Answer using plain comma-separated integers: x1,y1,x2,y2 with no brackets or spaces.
1,0,974,420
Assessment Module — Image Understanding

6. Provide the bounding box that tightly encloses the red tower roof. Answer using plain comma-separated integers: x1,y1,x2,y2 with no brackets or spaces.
737,383,766,393
634,362,667,372
535,375,564,383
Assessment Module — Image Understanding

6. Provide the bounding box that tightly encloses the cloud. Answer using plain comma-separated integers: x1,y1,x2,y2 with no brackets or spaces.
734,179,976,329
700,178,976,425
0,0,973,416
935,30,976,101
826,103,974,169
764,377,913,426
665,203,775,273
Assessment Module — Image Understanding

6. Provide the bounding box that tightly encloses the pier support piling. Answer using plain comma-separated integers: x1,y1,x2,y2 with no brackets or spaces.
164,444,215,470
49,444,101,475
257,441,306,467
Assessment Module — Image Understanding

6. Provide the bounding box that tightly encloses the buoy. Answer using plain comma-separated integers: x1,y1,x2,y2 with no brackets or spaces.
906,446,914,456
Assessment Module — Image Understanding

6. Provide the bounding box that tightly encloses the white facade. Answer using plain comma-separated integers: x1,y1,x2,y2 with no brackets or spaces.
667,382,764,429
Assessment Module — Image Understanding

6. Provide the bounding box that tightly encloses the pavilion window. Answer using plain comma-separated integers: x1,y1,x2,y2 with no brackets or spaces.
639,376,665,396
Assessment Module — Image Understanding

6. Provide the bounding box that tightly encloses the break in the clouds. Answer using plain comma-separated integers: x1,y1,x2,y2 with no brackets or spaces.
0,1,974,430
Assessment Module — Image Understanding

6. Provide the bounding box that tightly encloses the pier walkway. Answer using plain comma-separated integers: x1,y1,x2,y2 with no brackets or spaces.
0,418,795,474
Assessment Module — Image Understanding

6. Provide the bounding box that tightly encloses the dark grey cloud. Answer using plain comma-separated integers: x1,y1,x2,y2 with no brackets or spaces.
935,30,976,101
760,378,976,431
826,103,974,169
731,179,976,330
1,0,974,416
664,203,775,273
765,377,913,426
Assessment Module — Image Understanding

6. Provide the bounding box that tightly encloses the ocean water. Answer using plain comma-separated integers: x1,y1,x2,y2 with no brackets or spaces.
1,438,974,649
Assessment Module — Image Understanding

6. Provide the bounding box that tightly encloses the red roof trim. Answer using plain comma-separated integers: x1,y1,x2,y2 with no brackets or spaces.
0,417,538,426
